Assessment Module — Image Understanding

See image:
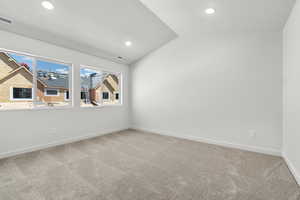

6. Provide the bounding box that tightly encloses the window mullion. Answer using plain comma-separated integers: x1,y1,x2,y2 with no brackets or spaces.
32,58,37,107
69,64,73,106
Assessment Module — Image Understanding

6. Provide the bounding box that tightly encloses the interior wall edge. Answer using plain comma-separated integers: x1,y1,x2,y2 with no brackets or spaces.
282,151,300,186
0,127,130,160
130,126,282,157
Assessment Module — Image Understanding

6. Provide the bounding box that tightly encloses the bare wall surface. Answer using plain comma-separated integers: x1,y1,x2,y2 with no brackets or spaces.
283,0,300,185
131,32,283,154
0,30,130,157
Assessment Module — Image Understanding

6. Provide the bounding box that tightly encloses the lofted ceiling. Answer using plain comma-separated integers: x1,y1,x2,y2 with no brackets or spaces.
139,0,296,34
0,0,295,64
0,0,176,64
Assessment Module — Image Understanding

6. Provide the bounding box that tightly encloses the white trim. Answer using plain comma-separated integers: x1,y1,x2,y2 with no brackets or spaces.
32,58,37,102
0,128,129,160
0,106,74,112
44,88,60,96
69,64,73,106
79,104,123,110
119,73,123,105
10,87,33,101
132,126,299,185
282,152,300,186
131,127,282,156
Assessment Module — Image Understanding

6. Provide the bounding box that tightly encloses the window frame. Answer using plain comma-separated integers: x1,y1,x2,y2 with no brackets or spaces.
80,65,122,108
44,88,60,97
10,87,34,101
0,48,73,111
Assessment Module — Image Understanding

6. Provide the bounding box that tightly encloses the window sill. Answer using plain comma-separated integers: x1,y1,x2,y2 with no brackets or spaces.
80,103,123,109
10,99,33,101
0,105,74,112
0,103,123,112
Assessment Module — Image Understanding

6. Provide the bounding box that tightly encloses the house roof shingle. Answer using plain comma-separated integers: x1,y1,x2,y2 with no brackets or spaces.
42,78,68,89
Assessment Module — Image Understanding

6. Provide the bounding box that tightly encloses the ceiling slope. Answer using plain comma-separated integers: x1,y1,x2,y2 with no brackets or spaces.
139,0,296,34
0,0,177,64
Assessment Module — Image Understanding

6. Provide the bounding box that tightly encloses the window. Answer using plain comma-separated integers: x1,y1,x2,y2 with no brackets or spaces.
45,89,59,96
12,88,33,100
36,59,72,108
81,91,87,100
0,51,34,110
102,92,109,100
80,66,121,107
115,93,119,100
65,91,69,100
0,49,72,110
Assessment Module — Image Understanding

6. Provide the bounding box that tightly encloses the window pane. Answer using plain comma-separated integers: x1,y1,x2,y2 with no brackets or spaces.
46,89,58,96
80,68,101,107
80,67,121,107
102,92,109,99
81,91,87,100
0,51,34,110
102,73,121,105
13,88,32,99
36,59,71,108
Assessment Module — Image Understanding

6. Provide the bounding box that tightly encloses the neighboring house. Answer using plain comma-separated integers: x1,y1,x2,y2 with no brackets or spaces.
0,52,69,104
39,75,69,103
81,73,120,105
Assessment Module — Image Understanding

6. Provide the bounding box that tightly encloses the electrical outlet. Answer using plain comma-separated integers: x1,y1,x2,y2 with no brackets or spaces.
50,128,57,134
248,130,256,138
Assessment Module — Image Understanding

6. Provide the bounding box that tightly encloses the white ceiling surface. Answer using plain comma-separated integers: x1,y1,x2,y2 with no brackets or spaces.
0,0,176,64
139,0,296,34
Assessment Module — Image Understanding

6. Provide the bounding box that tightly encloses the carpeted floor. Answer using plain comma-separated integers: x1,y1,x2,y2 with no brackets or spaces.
0,129,299,200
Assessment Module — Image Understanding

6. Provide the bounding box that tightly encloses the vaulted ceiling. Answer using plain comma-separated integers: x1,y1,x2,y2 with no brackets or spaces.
0,0,295,64
140,0,295,34
0,0,176,64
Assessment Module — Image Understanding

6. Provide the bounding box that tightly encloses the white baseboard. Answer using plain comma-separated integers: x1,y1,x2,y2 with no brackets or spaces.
282,152,300,186
0,128,128,160
131,127,281,156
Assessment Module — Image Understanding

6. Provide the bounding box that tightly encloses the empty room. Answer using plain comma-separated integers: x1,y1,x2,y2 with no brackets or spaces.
0,0,300,199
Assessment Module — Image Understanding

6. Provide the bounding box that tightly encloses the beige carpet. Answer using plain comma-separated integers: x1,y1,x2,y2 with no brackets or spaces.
0,129,299,200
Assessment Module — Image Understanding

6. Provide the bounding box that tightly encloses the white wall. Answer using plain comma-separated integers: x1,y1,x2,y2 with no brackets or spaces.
131,31,283,155
283,0,300,185
0,30,129,158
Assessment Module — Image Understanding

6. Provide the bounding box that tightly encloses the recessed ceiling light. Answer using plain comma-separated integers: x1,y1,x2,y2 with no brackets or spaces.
41,1,54,10
205,8,215,15
125,41,132,47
